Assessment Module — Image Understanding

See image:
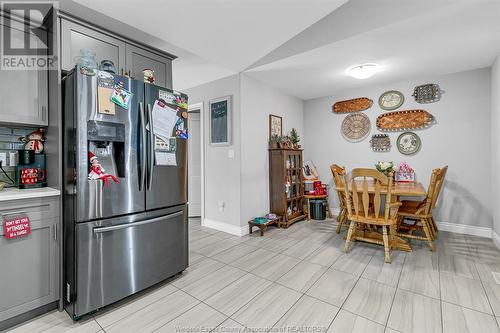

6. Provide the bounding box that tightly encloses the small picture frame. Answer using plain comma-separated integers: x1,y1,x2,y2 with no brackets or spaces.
209,96,232,146
269,114,282,139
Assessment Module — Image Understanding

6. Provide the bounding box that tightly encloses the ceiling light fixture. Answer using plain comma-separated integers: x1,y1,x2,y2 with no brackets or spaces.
347,63,379,79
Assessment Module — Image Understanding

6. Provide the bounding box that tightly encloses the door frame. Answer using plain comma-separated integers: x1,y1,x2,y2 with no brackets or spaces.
188,102,204,222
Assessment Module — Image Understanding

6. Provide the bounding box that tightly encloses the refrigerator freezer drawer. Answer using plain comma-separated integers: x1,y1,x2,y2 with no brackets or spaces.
72,206,188,318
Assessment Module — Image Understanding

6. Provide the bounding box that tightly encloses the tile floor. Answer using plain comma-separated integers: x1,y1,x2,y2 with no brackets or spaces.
6,218,500,333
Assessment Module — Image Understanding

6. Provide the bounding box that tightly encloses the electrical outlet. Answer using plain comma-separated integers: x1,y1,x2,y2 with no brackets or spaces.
0,152,6,166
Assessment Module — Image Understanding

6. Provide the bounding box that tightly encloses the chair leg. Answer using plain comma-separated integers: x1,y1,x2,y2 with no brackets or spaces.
336,208,345,234
382,226,391,263
430,217,439,239
327,202,333,219
344,221,356,253
421,218,435,251
427,218,436,240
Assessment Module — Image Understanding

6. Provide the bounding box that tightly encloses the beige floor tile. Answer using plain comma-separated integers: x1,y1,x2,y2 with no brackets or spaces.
230,248,276,271
440,272,492,314
39,319,101,333
204,273,272,316
327,309,385,333
258,236,299,253
387,289,442,333
442,302,500,333
231,283,301,329
155,303,227,333
211,243,258,264
211,318,246,333
484,281,500,317
189,230,212,242
277,261,327,292
331,248,373,277
306,269,358,307
94,283,177,328
194,237,241,257
399,261,439,299
305,244,343,267
282,239,323,259
104,290,199,332
171,257,225,289
251,253,301,281
189,252,206,265
181,265,246,300
343,278,396,325
362,252,405,288
475,261,500,283
6,311,100,333
272,295,339,332
438,253,479,280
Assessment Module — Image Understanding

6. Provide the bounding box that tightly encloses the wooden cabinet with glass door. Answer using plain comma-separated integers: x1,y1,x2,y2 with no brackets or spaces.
269,149,306,228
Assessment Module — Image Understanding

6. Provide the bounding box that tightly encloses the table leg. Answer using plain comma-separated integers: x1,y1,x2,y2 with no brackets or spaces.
249,224,253,235
307,198,311,221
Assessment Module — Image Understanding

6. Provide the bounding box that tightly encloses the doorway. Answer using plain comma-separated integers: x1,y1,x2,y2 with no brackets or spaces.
188,103,203,218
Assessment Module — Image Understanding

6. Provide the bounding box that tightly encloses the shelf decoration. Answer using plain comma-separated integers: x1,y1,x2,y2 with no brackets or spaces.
412,83,441,103
370,134,391,152
395,162,415,182
376,109,434,131
341,113,371,142
269,114,282,139
375,161,394,177
397,132,421,155
332,97,373,113
378,90,404,110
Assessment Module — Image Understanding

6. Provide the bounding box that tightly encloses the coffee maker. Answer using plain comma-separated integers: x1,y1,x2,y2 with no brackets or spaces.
16,150,47,189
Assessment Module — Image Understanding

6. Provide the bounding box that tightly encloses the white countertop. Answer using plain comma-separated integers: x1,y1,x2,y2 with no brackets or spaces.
0,187,60,202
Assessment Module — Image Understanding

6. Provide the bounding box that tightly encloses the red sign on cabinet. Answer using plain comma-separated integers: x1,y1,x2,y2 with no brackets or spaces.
3,215,31,239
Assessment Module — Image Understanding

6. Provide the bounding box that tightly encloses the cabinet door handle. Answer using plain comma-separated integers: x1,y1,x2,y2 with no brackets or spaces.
53,224,57,240
41,106,47,122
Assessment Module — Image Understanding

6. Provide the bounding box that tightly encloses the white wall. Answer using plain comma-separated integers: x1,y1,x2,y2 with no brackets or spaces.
491,58,500,238
240,74,304,226
183,74,242,231
304,68,492,228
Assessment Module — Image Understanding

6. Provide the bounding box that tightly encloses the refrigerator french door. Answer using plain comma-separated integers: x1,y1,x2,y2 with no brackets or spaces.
144,84,187,210
63,69,188,320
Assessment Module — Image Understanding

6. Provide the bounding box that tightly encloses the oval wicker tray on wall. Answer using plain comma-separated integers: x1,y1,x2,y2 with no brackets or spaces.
376,109,434,131
332,97,373,113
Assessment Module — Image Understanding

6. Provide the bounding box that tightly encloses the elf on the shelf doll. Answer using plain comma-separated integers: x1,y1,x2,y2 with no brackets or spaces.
88,152,120,188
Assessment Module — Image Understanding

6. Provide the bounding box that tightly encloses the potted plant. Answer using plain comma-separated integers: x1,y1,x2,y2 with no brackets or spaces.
375,161,394,177
290,128,300,149
269,135,279,149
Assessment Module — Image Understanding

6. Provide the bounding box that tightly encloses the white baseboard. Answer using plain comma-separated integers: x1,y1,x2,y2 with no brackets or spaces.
492,230,500,250
202,218,248,236
436,221,493,238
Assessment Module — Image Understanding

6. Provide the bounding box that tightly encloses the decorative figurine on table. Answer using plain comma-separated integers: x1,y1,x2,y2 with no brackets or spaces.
395,162,415,182
88,152,120,188
19,128,45,153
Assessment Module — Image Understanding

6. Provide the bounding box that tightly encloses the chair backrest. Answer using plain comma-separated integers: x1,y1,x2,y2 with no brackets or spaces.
330,164,347,205
425,166,448,212
342,168,394,222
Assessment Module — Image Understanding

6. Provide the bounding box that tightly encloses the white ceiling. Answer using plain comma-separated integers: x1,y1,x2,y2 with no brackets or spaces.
73,0,500,100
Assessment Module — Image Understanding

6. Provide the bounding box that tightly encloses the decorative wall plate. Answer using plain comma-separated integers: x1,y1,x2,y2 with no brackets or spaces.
412,83,441,103
333,97,373,113
376,109,434,131
378,90,404,110
397,132,421,155
341,113,371,142
370,134,391,152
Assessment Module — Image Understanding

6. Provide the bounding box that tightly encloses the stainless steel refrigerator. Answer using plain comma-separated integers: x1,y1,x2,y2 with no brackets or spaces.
62,68,188,319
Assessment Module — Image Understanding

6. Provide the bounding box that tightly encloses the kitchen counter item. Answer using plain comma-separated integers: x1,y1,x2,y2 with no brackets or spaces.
333,97,373,113
0,187,60,202
376,109,434,131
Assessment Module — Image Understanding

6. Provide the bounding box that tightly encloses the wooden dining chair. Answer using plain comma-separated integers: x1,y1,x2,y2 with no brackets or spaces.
342,168,402,263
396,166,448,251
330,164,348,233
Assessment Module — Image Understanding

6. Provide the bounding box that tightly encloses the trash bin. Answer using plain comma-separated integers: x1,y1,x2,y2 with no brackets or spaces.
310,199,327,220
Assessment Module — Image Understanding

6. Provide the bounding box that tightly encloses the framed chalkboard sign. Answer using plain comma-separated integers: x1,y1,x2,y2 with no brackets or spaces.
209,95,232,146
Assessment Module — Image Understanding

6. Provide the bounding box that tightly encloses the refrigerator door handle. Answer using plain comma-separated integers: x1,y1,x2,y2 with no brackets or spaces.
93,211,183,233
147,103,154,191
139,102,146,191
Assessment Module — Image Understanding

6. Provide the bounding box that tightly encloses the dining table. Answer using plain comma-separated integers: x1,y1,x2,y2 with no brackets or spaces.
336,180,427,252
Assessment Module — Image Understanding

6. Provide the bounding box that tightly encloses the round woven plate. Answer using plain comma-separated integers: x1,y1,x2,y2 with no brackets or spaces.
341,113,371,142
397,131,421,155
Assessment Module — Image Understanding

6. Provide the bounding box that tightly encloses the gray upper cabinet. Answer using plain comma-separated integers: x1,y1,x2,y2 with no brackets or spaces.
0,23,48,127
61,19,126,73
0,197,60,323
125,44,173,89
60,17,173,89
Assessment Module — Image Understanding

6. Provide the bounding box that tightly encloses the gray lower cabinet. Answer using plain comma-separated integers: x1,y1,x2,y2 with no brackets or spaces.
0,23,48,127
60,17,173,89
0,197,60,323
